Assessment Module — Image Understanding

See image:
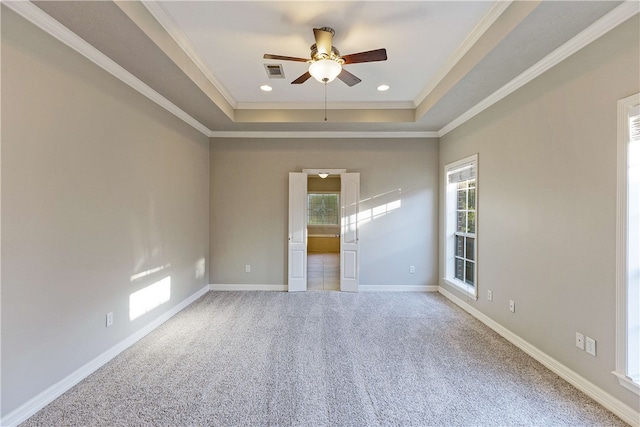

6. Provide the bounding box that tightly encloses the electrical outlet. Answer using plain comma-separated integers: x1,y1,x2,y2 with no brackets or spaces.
586,337,596,356
245,265,251,273
576,332,584,350
487,290,493,301
509,300,515,313
409,265,415,274
106,312,113,327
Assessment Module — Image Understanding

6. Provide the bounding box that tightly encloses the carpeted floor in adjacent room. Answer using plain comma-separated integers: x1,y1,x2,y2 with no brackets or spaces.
21,291,627,426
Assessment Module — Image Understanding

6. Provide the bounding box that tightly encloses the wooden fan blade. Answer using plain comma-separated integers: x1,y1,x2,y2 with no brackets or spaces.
291,71,312,84
341,48,387,64
263,54,308,63
337,69,361,87
313,28,334,56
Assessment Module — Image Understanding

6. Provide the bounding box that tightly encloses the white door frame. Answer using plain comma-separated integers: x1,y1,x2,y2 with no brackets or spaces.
290,169,360,292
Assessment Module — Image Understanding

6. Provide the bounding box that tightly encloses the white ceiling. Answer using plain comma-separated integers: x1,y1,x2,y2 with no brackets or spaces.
25,1,628,136
149,1,494,108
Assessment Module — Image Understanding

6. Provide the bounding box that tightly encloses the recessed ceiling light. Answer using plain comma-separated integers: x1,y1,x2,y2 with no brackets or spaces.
377,84,390,91
260,85,273,92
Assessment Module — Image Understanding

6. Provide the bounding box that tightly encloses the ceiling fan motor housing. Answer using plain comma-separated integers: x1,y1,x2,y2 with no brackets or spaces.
310,44,343,63
317,26,335,36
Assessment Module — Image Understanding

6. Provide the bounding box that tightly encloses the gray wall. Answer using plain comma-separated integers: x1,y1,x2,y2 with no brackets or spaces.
1,9,210,416
439,17,640,410
3,0,637,420
210,138,439,287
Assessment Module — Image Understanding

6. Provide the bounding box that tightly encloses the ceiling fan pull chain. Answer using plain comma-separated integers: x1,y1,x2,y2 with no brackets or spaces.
324,81,328,122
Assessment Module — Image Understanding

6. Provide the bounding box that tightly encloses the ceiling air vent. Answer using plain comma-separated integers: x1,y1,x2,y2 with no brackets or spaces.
264,64,285,79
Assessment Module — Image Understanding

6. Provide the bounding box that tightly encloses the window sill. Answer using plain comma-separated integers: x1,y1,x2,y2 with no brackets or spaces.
613,371,640,396
443,277,478,300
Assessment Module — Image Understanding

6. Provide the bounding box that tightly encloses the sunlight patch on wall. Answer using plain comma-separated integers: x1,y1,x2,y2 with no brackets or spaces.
358,188,403,226
130,263,171,282
195,258,206,279
359,199,402,226
129,276,171,320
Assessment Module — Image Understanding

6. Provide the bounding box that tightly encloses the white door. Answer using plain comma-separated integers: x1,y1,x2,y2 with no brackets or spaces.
340,173,360,292
288,172,307,292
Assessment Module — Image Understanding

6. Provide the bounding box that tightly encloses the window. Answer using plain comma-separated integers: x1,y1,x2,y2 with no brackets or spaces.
307,193,339,225
615,93,640,395
444,154,478,297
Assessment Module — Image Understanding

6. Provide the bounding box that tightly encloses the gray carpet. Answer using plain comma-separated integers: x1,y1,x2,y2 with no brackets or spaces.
22,291,626,426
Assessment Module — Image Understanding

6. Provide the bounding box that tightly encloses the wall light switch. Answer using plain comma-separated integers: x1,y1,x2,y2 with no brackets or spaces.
487,290,493,301
509,300,515,313
106,312,113,327
586,337,596,357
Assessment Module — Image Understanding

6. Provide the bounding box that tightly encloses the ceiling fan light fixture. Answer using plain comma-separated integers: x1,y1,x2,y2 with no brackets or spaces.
264,27,387,87
309,59,342,83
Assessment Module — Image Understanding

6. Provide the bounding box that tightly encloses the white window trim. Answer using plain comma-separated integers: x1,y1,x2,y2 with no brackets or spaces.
614,92,640,395
443,154,479,299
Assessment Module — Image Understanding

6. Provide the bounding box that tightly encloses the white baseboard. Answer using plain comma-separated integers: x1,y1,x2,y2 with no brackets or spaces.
359,284,439,292
210,284,438,292
438,286,640,427
210,283,287,291
1,285,210,427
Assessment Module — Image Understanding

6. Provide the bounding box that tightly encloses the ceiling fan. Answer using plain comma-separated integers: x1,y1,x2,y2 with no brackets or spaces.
263,27,387,87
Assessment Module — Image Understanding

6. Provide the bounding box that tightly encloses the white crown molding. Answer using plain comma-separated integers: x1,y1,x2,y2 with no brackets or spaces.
8,0,636,140
141,0,238,109
1,285,210,427
0,0,436,142
438,0,640,137
2,1,428,140
236,101,416,110
438,286,640,427
3,0,213,137
208,131,439,139
414,1,512,107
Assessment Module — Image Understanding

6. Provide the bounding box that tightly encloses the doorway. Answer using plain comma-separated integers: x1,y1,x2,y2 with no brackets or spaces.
288,170,359,292
307,175,341,291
